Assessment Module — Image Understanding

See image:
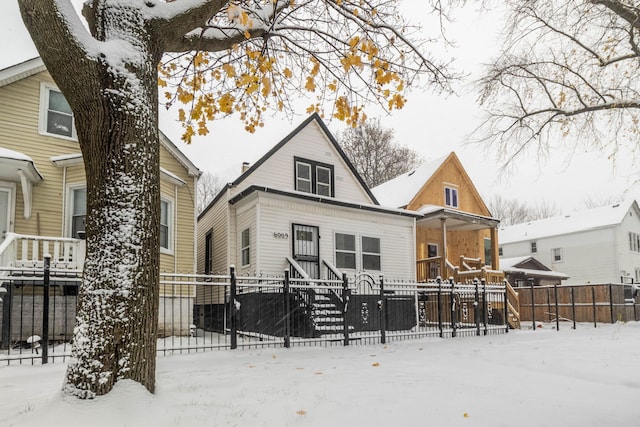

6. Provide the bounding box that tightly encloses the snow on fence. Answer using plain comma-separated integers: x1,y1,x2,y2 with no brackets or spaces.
1,264,509,365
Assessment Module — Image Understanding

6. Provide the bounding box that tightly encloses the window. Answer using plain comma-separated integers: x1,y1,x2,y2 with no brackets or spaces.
295,161,312,193
204,231,213,274
552,248,563,262
362,236,381,271
530,241,537,253
484,238,492,266
316,166,332,196
40,84,76,139
498,247,503,257
335,233,356,269
241,228,250,267
629,232,640,252
294,157,334,196
427,243,438,258
160,199,173,252
444,186,458,208
67,186,86,239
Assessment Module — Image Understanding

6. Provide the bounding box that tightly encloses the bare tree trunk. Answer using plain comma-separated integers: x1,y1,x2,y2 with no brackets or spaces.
19,0,163,398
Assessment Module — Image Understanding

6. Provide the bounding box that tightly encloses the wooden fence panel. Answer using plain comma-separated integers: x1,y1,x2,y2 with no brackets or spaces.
515,284,639,325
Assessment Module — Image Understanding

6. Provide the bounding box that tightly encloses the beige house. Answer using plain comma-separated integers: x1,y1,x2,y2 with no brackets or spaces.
0,57,200,337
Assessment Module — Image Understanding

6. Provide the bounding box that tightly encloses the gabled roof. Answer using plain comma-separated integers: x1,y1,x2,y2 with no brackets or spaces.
500,256,570,280
0,57,45,88
371,154,448,208
0,57,200,178
499,199,637,244
199,113,376,219
232,113,375,199
371,152,491,216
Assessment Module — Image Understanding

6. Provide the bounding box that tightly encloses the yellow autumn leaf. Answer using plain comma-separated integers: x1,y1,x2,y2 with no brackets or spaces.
305,77,316,92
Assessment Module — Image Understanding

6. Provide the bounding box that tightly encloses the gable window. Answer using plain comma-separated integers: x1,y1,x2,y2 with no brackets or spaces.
241,228,251,267
530,241,537,253
444,186,458,208
204,231,213,274
66,186,86,239
160,198,173,252
40,84,76,139
629,232,640,252
316,166,332,196
294,157,334,197
362,236,381,271
498,246,503,257
295,161,312,193
552,248,563,262
335,233,356,269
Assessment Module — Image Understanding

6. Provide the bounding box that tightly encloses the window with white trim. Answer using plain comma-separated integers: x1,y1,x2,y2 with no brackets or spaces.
241,227,251,267
160,198,173,252
629,232,640,252
66,186,86,239
361,236,381,271
530,241,537,253
444,186,458,208
335,233,356,269
294,157,334,197
40,84,76,139
552,247,563,262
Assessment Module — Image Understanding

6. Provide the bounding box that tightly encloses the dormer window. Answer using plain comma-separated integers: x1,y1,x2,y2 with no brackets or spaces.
444,186,458,208
295,157,334,197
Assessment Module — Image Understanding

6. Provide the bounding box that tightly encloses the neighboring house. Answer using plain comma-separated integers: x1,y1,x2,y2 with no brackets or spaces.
371,152,501,283
500,256,569,287
197,113,418,280
0,57,201,338
499,200,640,285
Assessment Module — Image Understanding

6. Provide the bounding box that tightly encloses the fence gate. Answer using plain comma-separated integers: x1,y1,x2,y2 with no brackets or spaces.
292,224,319,279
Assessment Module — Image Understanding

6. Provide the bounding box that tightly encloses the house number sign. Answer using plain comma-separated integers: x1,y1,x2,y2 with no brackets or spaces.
273,232,289,239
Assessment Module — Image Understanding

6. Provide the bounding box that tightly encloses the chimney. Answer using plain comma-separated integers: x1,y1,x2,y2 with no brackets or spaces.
241,162,250,173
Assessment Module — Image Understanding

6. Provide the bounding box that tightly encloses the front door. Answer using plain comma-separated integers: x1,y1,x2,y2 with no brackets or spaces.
0,187,12,244
292,224,320,279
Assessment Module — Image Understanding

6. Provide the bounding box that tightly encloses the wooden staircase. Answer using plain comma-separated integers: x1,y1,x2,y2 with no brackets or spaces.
505,280,521,329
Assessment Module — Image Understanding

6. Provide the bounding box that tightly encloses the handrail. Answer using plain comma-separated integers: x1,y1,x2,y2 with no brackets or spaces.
285,256,310,280
0,232,18,266
505,280,521,328
322,259,343,281
0,232,85,269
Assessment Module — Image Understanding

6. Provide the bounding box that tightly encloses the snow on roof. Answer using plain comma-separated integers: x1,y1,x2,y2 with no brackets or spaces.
371,154,449,208
499,199,636,244
499,256,536,269
0,147,34,162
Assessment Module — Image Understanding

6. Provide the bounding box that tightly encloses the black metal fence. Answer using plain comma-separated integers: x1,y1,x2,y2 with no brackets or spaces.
1,263,508,365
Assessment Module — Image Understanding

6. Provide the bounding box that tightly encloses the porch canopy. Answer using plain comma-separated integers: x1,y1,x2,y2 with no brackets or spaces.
416,204,501,280
0,147,43,219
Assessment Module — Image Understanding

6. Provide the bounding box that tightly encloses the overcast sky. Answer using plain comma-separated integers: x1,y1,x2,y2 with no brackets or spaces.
1,1,636,213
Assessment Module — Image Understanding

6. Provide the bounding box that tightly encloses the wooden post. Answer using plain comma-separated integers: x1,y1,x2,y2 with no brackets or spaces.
490,227,499,271
592,287,597,328
554,285,559,331
440,218,448,280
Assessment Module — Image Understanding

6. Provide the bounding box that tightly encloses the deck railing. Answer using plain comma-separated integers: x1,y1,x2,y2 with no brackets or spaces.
0,233,85,270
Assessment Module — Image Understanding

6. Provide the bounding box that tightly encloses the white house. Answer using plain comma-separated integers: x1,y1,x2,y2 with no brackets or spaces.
197,113,419,281
499,200,640,285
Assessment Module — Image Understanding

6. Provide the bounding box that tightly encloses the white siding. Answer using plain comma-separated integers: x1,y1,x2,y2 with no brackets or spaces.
234,120,372,204
233,191,415,280
615,207,640,280
501,227,618,284
197,192,230,275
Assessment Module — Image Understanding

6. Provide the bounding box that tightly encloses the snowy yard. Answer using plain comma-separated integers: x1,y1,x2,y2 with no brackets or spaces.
1,322,639,427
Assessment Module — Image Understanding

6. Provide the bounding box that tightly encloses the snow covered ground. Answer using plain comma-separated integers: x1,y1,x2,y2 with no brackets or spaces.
1,322,639,427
